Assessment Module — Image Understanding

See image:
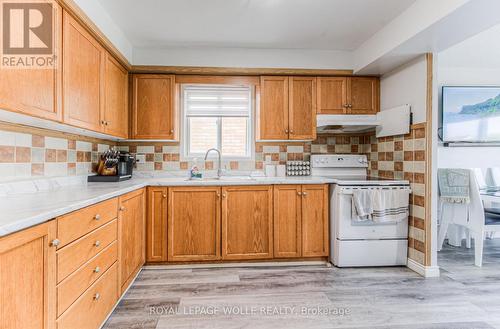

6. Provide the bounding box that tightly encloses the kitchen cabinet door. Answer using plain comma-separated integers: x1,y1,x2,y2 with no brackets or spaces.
0,3,62,122
301,185,329,257
316,77,347,114
348,77,379,114
259,76,289,140
118,189,145,293
132,74,176,139
289,77,316,140
167,187,221,261
103,53,128,138
222,186,273,260
273,185,302,258
0,221,57,329
146,187,168,262
62,11,105,132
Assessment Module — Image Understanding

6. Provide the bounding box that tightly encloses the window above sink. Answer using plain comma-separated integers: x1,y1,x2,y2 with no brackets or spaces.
180,84,255,160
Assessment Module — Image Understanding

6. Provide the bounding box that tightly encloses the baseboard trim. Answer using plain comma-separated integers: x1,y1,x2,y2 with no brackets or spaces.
144,261,329,270
407,258,440,277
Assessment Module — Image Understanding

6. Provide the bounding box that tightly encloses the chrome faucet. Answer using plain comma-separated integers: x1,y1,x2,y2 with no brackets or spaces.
204,148,222,178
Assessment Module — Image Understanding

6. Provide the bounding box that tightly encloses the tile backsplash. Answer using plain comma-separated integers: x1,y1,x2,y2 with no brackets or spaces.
116,134,373,172
0,129,113,181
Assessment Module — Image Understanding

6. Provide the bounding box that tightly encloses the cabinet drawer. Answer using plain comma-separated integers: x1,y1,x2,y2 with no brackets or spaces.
57,219,117,282
57,263,118,329
57,198,118,248
57,241,118,316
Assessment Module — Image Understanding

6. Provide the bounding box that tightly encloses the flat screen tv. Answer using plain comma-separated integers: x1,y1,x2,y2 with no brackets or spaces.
442,86,500,143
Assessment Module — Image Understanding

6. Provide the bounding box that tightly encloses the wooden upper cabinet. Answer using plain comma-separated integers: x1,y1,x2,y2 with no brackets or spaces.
118,189,145,292
222,185,273,260
348,77,379,114
103,53,128,138
289,77,316,140
146,187,168,263
0,3,62,122
259,76,289,140
132,74,175,139
0,221,56,329
317,77,347,114
317,76,379,115
273,185,302,258
168,187,221,261
62,11,105,132
301,185,329,257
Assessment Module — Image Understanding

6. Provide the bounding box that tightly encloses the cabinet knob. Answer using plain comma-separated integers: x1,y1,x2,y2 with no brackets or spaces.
222,193,227,198
50,239,60,247
290,130,294,134
285,128,289,133
216,192,220,198
162,194,167,198
94,214,101,220
94,293,100,300
94,266,101,273
348,104,353,108
170,129,174,133
119,206,125,211
297,191,302,196
303,192,308,197
105,121,110,126
101,120,105,125
94,240,101,247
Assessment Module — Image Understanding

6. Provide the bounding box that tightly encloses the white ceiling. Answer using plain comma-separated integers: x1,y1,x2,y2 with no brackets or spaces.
97,0,416,51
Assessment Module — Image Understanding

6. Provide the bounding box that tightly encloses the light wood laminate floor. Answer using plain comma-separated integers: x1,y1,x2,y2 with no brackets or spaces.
104,239,500,329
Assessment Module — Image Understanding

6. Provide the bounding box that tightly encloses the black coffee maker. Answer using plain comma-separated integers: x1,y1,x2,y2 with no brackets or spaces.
117,151,135,177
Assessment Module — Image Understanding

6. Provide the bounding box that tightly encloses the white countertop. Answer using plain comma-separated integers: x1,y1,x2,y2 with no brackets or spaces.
0,174,336,237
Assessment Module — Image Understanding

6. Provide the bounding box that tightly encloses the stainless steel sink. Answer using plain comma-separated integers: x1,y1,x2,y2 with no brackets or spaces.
185,176,255,182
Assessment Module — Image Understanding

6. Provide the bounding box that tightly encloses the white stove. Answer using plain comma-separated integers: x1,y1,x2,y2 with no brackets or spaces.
311,154,410,267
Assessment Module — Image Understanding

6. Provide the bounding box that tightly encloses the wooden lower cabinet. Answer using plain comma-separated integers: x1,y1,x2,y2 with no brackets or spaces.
57,264,118,329
118,189,146,293
146,187,168,262
222,186,273,260
274,184,329,258
0,221,57,329
168,187,221,261
273,185,302,258
302,185,329,257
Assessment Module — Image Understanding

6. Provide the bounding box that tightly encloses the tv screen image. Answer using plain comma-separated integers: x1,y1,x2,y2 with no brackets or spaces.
442,86,500,143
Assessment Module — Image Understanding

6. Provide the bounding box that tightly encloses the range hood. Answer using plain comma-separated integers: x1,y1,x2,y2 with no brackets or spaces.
316,104,411,138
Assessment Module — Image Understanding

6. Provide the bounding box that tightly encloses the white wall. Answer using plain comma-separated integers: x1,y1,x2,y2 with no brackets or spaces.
380,55,428,124
133,47,353,69
437,24,500,170
73,0,133,61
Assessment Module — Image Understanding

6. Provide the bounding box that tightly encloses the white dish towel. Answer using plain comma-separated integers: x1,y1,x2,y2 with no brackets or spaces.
352,189,373,222
371,189,410,223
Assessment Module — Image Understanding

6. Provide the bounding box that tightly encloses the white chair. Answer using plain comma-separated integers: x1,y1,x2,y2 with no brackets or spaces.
473,168,488,190
438,170,500,267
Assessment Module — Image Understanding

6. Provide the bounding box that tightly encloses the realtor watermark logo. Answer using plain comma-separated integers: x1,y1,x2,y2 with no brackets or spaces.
1,0,56,68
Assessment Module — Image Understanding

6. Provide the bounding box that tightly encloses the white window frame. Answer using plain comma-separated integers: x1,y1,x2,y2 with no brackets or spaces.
180,84,255,160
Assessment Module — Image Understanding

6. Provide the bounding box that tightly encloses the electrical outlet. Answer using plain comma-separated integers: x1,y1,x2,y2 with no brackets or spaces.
135,154,146,163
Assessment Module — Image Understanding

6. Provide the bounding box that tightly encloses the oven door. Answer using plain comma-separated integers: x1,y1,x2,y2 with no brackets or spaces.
333,186,409,240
